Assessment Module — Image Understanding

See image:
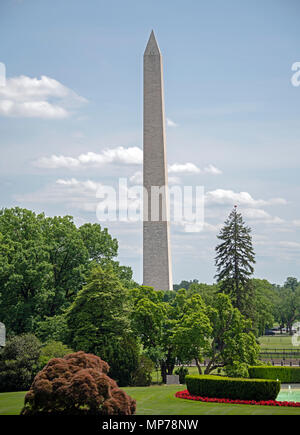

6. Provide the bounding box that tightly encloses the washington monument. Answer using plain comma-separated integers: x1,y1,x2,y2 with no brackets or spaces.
143,31,173,291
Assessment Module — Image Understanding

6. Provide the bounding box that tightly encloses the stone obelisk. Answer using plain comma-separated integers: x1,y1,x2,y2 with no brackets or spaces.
143,31,173,291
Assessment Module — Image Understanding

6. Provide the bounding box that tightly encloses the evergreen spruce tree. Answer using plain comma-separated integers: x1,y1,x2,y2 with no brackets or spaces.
215,206,256,316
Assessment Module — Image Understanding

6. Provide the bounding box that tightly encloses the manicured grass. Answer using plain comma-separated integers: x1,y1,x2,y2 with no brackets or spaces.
259,335,294,350
0,391,27,415
1,386,300,415
151,366,200,383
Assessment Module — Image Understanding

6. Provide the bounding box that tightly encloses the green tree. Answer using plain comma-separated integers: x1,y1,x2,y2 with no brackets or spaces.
66,265,138,386
0,333,41,392
0,209,53,333
215,207,256,316
250,279,276,336
130,286,175,383
173,279,199,291
204,293,259,375
66,265,130,352
38,340,73,370
0,207,127,334
35,314,69,344
284,277,299,292
99,336,140,387
133,354,154,386
78,223,118,261
172,293,212,374
275,285,300,335
188,282,219,307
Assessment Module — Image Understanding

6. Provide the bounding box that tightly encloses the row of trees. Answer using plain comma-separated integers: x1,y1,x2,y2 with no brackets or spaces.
175,276,300,337
0,206,299,391
0,207,135,335
16,265,258,385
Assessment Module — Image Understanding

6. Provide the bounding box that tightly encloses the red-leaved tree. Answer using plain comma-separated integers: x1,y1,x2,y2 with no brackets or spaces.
21,351,136,415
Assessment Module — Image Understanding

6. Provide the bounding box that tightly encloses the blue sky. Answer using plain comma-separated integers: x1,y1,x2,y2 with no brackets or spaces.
0,0,300,285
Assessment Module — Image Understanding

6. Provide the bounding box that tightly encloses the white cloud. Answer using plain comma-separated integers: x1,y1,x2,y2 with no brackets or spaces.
203,164,223,175
242,208,284,224
205,189,287,207
0,75,86,119
278,241,300,250
130,171,143,184
168,176,181,185
293,220,300,227
16,178,103,212
35,146,143,169
56,178,101,192
35,146,222,178
168,163,201,174
167,118,178,127
37,155,80,169
168,162,222,175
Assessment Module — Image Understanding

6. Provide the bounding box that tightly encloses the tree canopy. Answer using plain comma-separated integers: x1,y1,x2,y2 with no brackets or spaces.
0,207,129,334
215,207,256,316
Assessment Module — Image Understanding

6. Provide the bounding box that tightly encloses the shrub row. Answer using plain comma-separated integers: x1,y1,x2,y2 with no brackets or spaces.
186,375,281,401
249,366,300,384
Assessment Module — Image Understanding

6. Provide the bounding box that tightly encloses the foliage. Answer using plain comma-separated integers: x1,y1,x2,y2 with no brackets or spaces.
250,279,276,336
35,314,69,343
20,351,136,415
130,287,259,382
274,282,300,335
78,223,118,262
204,293,260,374
0,334,41,392
172,292,212,374
129,286,174,383
188,282,219,307
224,361,249,378
173,279,200,291
66,265,139,386
99,336,140,387
175,367,189,384
249,366,300,384
38,341,73,371
133,355,154,387
284,277,299,292
0,207,122,335
186,375,280,401
66,265,130,353
215,207,256,316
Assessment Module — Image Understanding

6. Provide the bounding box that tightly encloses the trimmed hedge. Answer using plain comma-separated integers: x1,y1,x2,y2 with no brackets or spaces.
249,366,300,384
186,375,281,401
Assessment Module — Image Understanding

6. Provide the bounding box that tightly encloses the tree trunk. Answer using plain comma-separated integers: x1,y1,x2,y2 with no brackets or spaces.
160,361,167,384
204,359,214,375
195,358,202,375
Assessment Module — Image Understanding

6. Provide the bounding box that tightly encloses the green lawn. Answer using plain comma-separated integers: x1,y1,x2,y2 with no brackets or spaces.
0,391,27,415
259,335,294,350
1,386,300,415
151,366,200,383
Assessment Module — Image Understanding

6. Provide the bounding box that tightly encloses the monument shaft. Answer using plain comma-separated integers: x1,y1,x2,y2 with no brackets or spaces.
143,31,173,291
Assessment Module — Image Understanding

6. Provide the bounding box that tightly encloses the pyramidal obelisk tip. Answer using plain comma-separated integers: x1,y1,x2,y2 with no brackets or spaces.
144,30,161,56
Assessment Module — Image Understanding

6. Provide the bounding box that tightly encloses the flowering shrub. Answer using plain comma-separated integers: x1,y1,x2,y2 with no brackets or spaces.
175,390,300,408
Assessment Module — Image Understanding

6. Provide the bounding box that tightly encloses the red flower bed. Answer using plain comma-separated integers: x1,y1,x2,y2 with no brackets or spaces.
175,390,300,408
